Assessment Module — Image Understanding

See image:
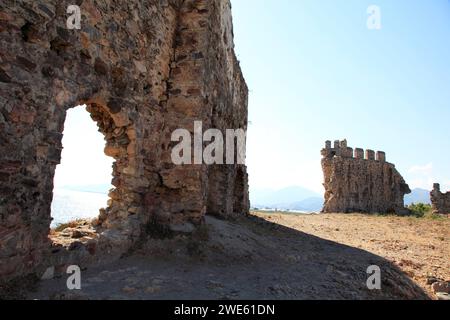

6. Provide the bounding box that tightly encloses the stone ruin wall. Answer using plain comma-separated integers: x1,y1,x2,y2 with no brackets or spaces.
431,184,450,214
0,0,249,281
321,140,411,214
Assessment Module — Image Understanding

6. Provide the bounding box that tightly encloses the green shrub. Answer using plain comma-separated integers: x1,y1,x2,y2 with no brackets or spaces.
407,203,432,218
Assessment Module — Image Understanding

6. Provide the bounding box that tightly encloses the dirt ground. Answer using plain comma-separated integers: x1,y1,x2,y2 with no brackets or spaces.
22,212,448,300
253,212,450,298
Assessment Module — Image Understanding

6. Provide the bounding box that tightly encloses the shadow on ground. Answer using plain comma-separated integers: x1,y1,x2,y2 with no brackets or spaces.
22,215,429,300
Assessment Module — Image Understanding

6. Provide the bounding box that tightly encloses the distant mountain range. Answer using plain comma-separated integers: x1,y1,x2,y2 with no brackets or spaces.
250,186,323,212
276,197,324,212
250,186,432,212
405,188,431,205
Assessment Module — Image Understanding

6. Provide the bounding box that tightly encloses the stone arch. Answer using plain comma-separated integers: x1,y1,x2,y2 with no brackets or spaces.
38,93,145,275
50,103,114,225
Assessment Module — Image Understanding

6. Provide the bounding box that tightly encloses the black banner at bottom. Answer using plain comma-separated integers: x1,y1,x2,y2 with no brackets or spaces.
0,300,444,319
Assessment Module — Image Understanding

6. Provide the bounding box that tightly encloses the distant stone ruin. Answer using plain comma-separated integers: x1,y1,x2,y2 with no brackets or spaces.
430,184,450,214
321,140,411,214
0,0,248,282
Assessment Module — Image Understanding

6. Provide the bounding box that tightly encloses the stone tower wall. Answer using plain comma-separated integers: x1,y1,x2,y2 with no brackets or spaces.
431,184,450,214
321,140,411,214
0,0,248,281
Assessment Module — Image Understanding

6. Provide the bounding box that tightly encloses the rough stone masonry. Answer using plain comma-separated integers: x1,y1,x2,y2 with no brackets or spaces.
0,0,249,281
321,140,411,214
430,184,450,214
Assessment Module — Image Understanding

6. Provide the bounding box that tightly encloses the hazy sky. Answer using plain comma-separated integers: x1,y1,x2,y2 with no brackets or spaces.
55,0,450,194
232,0,450,193
53,106,113,188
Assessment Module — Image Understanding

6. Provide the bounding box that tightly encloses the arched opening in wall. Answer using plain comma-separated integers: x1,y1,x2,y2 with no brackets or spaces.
51,105,113,229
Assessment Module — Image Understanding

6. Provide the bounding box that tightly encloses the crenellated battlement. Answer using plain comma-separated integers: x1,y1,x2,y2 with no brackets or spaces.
321,139,387,162
321,139,410,214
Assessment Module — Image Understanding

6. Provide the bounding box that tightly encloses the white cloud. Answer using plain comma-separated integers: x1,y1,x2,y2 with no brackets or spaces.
406,163,435,190
408,162,433,174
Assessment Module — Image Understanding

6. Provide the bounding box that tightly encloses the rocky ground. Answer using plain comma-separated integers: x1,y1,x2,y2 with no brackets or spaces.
20,212,449,300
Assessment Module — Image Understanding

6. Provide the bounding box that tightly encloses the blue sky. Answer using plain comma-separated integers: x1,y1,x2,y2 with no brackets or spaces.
231,0,450,192
55,1,450,195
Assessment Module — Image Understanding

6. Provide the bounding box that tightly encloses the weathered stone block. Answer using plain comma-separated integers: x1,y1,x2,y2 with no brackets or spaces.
354,148,364,159
376,151,386,162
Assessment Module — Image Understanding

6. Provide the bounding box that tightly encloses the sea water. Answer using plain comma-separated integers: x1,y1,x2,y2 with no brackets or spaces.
51,188,109,228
